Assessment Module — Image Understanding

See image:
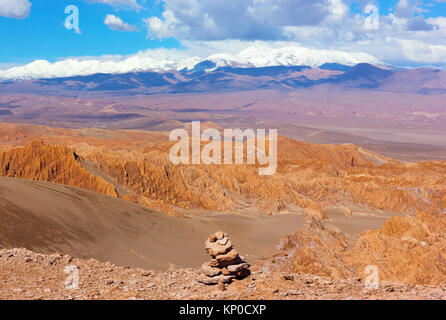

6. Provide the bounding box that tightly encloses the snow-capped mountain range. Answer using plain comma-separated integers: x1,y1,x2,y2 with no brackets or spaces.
0,45,383,81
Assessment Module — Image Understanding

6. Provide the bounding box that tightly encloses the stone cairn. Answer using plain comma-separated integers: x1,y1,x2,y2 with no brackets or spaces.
197,231,250,285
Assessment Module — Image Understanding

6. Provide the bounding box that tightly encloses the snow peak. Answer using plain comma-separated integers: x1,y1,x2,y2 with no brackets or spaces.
179,304,213,318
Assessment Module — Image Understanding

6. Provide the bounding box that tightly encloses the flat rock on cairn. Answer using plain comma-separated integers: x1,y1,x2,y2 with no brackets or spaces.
197,231,250,285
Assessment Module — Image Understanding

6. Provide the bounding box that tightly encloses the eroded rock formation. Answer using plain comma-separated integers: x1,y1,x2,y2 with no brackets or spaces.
0,140,117,198
1,126,445,219
269,210,446,286
81,136,446,217
344,210,446,286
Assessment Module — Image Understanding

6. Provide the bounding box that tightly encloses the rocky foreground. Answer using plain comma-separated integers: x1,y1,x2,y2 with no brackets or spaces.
0,248,445,300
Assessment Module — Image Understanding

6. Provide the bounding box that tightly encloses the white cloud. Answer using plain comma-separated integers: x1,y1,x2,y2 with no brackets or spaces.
256,0,446,67
0,0,31,19
144,0,331,41
104,14,139,31
139,0,446,68
349,38,446,68
144,10,187,39
88,0,142,11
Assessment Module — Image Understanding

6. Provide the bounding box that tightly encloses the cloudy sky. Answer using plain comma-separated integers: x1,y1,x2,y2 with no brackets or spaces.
0,0,446,68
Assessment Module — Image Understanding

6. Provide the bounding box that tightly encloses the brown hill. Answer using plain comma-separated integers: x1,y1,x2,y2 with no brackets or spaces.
0,124,444,218
82,136,444,217
344,210,446,285
259,208,446,286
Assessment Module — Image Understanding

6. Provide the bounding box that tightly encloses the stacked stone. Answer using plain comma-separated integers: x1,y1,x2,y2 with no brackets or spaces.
197,231,250,285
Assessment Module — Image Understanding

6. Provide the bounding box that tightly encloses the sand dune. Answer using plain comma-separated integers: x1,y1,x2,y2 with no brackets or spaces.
0,177,305,270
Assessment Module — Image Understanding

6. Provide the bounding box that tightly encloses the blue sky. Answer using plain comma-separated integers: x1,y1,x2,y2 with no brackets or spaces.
0,0,181,65
0,0,446,69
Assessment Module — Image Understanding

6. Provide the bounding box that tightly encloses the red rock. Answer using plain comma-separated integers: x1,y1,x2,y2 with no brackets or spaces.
215,231,226,240
215,249,242,267
196,274,233,285
227,263,249,273
201,262,222,277
205,239,233,257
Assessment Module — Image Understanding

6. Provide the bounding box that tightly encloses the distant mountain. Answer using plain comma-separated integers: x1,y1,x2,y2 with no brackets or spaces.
379,68,446,94
37,72,176,91
327,63,394,88
206,46,382,70
319,63,351,72
0,45,382,81
216,65,311,77
1,63,445,95
188,60,217,73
